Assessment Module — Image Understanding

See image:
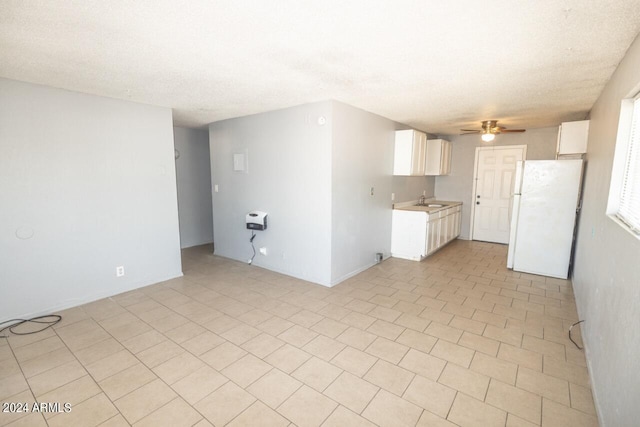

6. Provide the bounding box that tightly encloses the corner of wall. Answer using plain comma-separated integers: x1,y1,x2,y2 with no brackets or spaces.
208,102,333,287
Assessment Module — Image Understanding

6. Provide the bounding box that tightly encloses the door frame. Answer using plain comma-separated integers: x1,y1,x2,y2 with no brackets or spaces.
469,144,528,242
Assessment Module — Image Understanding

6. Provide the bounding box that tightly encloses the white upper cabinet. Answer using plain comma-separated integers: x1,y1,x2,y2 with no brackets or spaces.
394,130,427,176
557,120,590,155
425,139,451,175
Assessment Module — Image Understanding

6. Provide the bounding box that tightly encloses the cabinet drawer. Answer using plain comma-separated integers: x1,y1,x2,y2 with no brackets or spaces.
428,212,441,221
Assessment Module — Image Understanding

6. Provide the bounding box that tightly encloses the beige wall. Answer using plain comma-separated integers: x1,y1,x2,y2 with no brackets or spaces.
572,33,640,426
434,127,559,239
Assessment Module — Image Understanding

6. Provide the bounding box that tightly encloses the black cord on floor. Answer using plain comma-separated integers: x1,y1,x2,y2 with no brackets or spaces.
248,231,256,264
0,315,62,338
569,319,585,350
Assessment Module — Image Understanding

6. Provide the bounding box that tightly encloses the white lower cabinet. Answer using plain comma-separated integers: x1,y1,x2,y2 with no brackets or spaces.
391,204,462,261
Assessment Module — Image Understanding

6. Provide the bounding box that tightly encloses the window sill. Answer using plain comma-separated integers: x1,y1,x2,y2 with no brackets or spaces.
607,214,640,241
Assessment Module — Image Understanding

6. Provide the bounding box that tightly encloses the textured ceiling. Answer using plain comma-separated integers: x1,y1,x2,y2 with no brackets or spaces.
1,1,639,134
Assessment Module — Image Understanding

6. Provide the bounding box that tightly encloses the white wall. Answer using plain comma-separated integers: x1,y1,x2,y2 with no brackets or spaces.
0,79,182,322
392,175,436,203
434,127,558,239
209,102,333,285
330,102,397,283
208,100,432,287
174,127,214,248
572,34,640,427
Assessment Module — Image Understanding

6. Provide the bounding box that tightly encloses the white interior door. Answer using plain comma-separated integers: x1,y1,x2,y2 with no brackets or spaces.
471,146,526,244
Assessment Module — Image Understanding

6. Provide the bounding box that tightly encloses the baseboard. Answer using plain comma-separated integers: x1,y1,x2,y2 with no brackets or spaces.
181,240,214,249
330,255,392,287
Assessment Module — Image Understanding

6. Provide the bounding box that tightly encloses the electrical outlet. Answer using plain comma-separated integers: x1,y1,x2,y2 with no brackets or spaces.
391,193,395,201
116,266,125,277
370,187,374,196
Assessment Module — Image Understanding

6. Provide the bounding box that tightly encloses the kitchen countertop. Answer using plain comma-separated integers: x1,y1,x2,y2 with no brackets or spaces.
393,200,462,213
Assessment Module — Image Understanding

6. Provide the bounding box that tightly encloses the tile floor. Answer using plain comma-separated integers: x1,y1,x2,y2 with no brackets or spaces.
0,240,599,427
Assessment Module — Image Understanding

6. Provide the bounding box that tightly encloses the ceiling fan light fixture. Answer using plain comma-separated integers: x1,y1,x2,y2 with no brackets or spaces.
460,120,525,138
481,133,495,142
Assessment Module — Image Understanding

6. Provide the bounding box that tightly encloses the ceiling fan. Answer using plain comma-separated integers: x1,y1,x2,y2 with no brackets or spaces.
460,120,526,142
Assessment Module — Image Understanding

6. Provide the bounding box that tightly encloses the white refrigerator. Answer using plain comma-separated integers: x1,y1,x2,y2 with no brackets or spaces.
507,159,583,279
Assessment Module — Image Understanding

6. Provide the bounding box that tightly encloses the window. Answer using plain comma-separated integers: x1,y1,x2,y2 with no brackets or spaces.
608,93,640,236
618,96,640,232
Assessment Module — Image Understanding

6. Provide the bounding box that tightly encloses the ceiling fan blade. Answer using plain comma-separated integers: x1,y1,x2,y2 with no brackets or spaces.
460,129,480,133
499,129,526,133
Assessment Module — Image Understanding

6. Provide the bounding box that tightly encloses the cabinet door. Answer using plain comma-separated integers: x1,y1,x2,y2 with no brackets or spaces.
428,214,441,253
557,120,589,154
425,139,452,175
411,131,427,175
424,219,433,255
437,214,446,248
441,140,452,175
425,139,442,175
394,130,427,176
440,211,448,244
445,209,454,243
447,210,455,242
393,130,413,175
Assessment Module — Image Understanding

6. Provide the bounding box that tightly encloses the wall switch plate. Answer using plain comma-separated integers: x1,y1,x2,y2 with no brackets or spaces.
370,187,374,196
116,266,125,277
214,184,219,192
259,247,267,256
391,192,395,201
